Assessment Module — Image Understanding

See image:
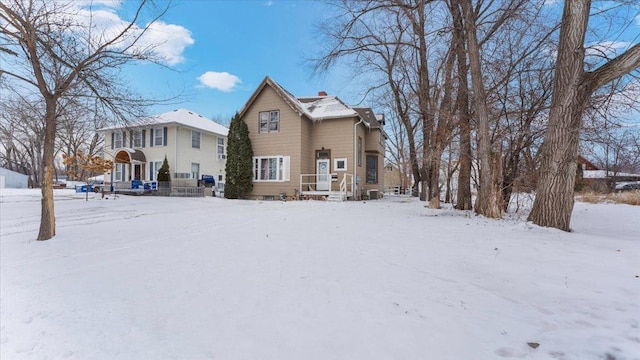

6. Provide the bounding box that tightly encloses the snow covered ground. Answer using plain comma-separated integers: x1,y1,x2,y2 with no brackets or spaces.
1,189,638,360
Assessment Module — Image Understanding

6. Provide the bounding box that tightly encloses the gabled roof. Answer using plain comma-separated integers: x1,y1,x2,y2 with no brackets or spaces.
100,109,228,136
238,76,363,122
577,155,599,171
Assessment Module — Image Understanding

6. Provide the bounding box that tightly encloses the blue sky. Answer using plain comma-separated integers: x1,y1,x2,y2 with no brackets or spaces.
112,0,640,125
120,0,351,123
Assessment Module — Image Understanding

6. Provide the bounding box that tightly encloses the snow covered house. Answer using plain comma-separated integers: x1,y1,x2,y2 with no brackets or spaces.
100,109,228,193
577,155,640,192
238,76,387,200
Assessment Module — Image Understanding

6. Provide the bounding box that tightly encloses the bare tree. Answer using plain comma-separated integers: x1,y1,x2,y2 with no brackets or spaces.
0,94,46,187
528,0,640,231
0,0,173,240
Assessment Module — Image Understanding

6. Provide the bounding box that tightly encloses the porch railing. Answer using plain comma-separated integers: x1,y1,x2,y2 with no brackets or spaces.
170,186,204,197
300,173,353,197
339,174,353,199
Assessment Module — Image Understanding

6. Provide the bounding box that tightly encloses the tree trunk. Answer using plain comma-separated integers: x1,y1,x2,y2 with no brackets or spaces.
529,0,640,230
450,0,473,211
528,0,591,231
461,0,502,218
37,99,57,240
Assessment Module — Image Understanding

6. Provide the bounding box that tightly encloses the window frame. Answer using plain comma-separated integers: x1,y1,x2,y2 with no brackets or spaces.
357,136,363,167
150,161,163,181
114,131,123,148
253,156,290,182
191,162,200,180
114,163,126,181
334,158,347,172
259,110,280,133
153,127,164,147
191,130,201,149
132,130,143,148
217,137,225,157
366,155,378,184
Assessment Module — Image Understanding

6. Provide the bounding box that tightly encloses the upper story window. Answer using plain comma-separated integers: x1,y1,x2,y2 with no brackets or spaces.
191,130,201,149
259,111,279,133
217,138,225,159
132,130,143,148
154,127,164,146
114,131,123,148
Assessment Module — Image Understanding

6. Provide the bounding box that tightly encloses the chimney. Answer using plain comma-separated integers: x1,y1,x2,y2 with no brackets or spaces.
318,91,327,96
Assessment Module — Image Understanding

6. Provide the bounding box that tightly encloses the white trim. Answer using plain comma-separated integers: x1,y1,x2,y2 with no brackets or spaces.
253,155,290,182
191,130,201,149
114,131,123,148
316,159,330,191
191,162,200,179
154,127,164,146
132,130,143,148
259,110,280,133
334,158,347,172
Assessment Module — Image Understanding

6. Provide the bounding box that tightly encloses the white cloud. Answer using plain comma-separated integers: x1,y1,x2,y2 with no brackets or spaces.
585,41,632,58
266,1,274,6
197,72,242,92
139,21,194,66
46,1,194,66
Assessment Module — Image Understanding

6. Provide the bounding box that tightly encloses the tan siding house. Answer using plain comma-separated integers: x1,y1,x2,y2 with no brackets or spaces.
100,109,228,192
238,77,387,200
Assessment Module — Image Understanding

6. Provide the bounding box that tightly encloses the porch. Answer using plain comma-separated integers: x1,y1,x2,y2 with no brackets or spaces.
299,173,354,201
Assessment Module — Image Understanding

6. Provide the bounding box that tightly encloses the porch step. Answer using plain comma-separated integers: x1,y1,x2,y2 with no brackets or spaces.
326,193,345,202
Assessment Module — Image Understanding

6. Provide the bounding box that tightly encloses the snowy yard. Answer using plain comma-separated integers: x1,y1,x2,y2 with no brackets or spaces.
1,189,638,360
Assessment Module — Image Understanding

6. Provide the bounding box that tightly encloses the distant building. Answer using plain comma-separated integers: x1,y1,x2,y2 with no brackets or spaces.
99,109,229,193
578,155,640,192
0,167,29,189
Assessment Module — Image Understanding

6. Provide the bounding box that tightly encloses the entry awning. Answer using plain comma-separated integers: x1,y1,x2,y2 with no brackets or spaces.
114,148,147,164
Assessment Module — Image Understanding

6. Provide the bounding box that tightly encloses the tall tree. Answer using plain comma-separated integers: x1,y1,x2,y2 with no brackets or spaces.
224,113,254,199
460,0,504,218
0,0,173,240
528,0,640,231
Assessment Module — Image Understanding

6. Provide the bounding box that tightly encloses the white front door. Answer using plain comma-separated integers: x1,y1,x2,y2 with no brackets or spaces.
316,159,330,191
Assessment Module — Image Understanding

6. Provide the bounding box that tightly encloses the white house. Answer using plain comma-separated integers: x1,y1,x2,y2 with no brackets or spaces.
0,167,29,189
100,109,228,192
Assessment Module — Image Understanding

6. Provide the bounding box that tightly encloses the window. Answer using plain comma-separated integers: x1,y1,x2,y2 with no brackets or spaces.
114,131,123,148
115,163,126,181
366,155,378,184
386,165,393,172
154,127,164,146
191,130,201,149
253,156,290,181
132,131,143,148
334,158,347,172
259,111,279,133
150,161,163,181
217,137,225,159
357,136,362,167
191,163,200,179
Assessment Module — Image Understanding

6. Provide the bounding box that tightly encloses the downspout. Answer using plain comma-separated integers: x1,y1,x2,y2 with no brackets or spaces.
353,118,364,200
175,125,179,182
